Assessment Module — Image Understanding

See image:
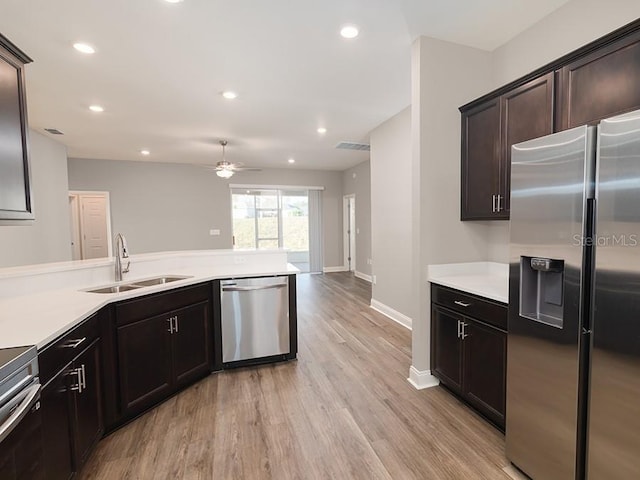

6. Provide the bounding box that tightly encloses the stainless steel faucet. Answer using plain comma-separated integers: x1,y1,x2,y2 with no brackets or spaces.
114,233,130,281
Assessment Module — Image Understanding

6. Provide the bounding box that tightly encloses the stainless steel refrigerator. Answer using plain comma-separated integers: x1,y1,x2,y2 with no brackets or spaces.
506,109,640,479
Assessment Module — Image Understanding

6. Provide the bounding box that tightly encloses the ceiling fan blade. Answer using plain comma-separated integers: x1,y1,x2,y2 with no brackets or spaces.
233,167,262,172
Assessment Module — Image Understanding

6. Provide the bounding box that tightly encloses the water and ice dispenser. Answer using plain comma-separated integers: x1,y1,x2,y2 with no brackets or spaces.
520,257,565,328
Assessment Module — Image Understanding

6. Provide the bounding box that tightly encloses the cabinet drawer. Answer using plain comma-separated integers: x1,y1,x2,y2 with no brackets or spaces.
115,283,210,326
39,313,99,385
431,284,507,331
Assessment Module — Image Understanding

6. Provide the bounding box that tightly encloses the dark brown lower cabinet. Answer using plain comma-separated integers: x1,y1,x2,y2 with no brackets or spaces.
431,284,507,430
432,306,463,391
117,301,211,419
41,338,103,480
463,320,507,426
41,364,74,480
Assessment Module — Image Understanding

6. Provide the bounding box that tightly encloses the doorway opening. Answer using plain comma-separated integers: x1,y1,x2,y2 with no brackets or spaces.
68,191,113,260
343,194,356,272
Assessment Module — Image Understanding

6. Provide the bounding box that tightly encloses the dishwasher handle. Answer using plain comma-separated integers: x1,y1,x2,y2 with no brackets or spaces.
0,383,40,444
222,283,287,292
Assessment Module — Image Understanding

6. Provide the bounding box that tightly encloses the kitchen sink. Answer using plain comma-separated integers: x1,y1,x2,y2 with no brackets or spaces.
131,275,192,287
85,284,142,294
82,275,192,294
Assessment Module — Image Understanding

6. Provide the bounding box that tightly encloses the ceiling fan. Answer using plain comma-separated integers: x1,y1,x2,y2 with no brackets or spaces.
206,140,261,179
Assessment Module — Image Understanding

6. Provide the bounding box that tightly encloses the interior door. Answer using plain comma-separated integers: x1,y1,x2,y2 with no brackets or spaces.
79,195,109,259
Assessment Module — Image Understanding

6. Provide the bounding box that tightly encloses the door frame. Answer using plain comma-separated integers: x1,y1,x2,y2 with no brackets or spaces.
69,191,113,259
343,194,356,271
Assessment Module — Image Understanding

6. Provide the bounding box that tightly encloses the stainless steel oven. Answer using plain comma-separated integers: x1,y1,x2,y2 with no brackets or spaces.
0,346,44,479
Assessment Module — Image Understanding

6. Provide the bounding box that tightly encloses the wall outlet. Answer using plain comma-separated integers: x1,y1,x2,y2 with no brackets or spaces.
233,256,246,264
209,229,221,236
367,258,372,265
372,275,377,285
356,228,360,235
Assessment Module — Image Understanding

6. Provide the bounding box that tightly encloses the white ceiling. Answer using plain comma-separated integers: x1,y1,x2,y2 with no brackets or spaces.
1,0,570,171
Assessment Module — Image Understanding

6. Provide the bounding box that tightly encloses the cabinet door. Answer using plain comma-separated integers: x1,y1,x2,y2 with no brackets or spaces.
71,339,103,469
41,365,74,480
117,313,173,416
461,97,501,220
559,30,640,130
172,301,211,388
501,72,554,216
431,306,463,392
462,319,506,427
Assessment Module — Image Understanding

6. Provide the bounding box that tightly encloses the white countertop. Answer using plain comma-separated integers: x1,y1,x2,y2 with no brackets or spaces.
427,262,509,303
0,250,298,350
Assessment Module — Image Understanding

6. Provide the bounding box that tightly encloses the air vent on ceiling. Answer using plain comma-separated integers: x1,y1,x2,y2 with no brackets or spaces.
335,141,370,151
44,128,64,135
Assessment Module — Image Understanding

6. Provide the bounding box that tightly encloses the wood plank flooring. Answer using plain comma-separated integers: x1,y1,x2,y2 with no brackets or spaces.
79,272,511,479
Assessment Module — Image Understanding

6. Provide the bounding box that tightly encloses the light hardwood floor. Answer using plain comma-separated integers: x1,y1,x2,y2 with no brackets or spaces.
80,273,511,479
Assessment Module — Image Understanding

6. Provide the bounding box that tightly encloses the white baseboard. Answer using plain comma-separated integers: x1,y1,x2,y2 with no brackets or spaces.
407,366,440,390
370,299,412,330
354,271,372,282
323,265,348,273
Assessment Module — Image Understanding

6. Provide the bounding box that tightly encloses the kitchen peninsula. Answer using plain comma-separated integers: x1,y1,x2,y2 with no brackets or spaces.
0,249,298,479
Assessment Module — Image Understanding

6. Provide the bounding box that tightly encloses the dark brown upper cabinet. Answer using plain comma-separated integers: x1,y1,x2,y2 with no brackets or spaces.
558,30,640,130
460,19,640,221
461,73,554,220
501,73,555,215
0,33,33,221
461,98,501,220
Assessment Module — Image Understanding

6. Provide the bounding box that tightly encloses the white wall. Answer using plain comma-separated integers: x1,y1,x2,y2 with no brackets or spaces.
342,160,372,277
68,158,344,268
0,131,71,267
370,109,413,318
492,0,640,87
410,37,494,374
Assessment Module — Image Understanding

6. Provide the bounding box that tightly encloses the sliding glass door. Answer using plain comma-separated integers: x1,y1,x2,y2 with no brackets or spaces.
232,188,316,272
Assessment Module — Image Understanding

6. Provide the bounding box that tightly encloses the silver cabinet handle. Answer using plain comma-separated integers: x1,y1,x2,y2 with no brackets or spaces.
454,300,471,307
69,367,83,393
63,337,86,349
167,316,178,334
497,194,502,212
457,320,462,339
80,364,86,392
492,194,496,213
222,283,287,292
0,383,40,444
461,322,469,340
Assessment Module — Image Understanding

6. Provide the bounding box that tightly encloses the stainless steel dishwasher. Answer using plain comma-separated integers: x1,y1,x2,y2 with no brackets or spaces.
220,276,290,363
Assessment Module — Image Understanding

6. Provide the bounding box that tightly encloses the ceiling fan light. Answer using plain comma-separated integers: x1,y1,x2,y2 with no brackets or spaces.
216,169,234,179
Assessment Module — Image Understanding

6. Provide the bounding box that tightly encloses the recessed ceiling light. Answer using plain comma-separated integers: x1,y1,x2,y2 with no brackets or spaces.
288,158,295,164
164,0,183,3
73,42,95,54
89,105,104,113
140,150,150,156
222,91,238,100
340,25,359,39
317,127,327,134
